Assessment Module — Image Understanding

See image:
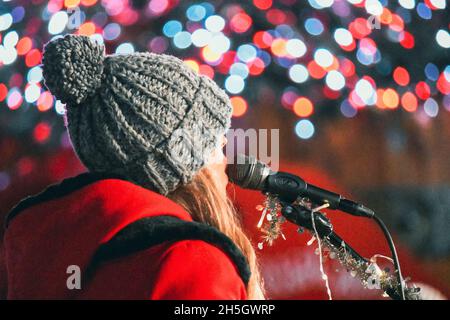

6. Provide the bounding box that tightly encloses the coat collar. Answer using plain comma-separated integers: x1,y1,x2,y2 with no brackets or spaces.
5,171,192,230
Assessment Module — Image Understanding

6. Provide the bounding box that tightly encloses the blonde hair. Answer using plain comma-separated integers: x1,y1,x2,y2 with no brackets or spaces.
168,167,265,299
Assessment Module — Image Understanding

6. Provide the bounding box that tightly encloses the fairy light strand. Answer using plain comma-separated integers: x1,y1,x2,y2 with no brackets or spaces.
311,203,332,300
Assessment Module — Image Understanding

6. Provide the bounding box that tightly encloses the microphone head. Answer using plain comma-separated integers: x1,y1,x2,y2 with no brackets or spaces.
226,154,272,190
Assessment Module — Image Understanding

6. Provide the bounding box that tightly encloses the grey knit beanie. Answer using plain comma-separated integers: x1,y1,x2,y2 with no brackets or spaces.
42,34,232,195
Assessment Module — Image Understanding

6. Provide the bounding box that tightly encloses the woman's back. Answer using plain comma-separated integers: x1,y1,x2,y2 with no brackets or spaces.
3,175,247,299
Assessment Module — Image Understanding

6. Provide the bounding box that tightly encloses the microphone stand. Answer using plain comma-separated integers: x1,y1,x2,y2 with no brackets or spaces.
279,202,420,300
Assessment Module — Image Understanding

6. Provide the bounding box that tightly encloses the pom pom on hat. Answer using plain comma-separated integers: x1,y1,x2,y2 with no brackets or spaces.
42,34,105,105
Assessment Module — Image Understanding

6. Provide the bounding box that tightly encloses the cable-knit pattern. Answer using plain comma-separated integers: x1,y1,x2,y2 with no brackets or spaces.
42,34,232,195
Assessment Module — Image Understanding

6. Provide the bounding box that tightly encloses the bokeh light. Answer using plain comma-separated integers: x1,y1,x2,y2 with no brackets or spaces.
295,119,315,139
293,97,314,118
0,0,447,149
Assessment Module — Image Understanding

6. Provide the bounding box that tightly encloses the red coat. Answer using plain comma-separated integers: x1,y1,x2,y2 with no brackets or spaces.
2,173,248,300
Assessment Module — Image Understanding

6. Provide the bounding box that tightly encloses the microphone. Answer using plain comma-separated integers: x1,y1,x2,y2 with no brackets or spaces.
226,154,375,218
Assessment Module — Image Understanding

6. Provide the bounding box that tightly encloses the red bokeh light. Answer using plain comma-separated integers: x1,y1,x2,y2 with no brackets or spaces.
33,122,52,143
400,31,415,49
247,58,265,76
253,31,273,49
339,58,355,77
415,81,431,100
0,83,7,102
230,12,253,33
340,40,356,52
25,49,42,67
253,0,272,10
199,64,214,79
393,67,410,86
323,86,341,99
17,157,35,176
349,18,371,39
307,61,326,79
437,73,450,95
266,9,287,25
216,51,237,74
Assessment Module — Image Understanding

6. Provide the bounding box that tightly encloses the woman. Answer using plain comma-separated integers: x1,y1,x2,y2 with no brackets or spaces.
2,34,264,299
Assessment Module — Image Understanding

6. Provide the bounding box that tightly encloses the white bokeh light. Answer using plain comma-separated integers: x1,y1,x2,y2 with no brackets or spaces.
286,39,307,58
314,48,334,68
313,0,334,9
365,0,383,15
3,31,18,48
225,75,245,94
0,45,17,65
208,33,231,54
399,0,415,9
205,15,225,33
191,28,212,47
355,79,375,102
48,11,68,35
0,13,13,32
430,0,446,9
334,28,353,46
436,30,450,49
295,119,315,139
115,42,135,54
289,64,309,83
326,71,346,91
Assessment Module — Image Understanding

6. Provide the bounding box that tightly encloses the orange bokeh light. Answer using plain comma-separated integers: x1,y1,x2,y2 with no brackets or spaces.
17,37,33,56
380,8,393,24
382,88,400,109
293,97,314,117
202,46,222,63
270,38,287,57
183,59,200,73
64,0,80,8
389,14,404,32
37,91,54,112
81,0,98,6
307,61,326,79
401,92,418,112
78,22,96,36
376,89,387,109
230,96,248,117
324,57,340,72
